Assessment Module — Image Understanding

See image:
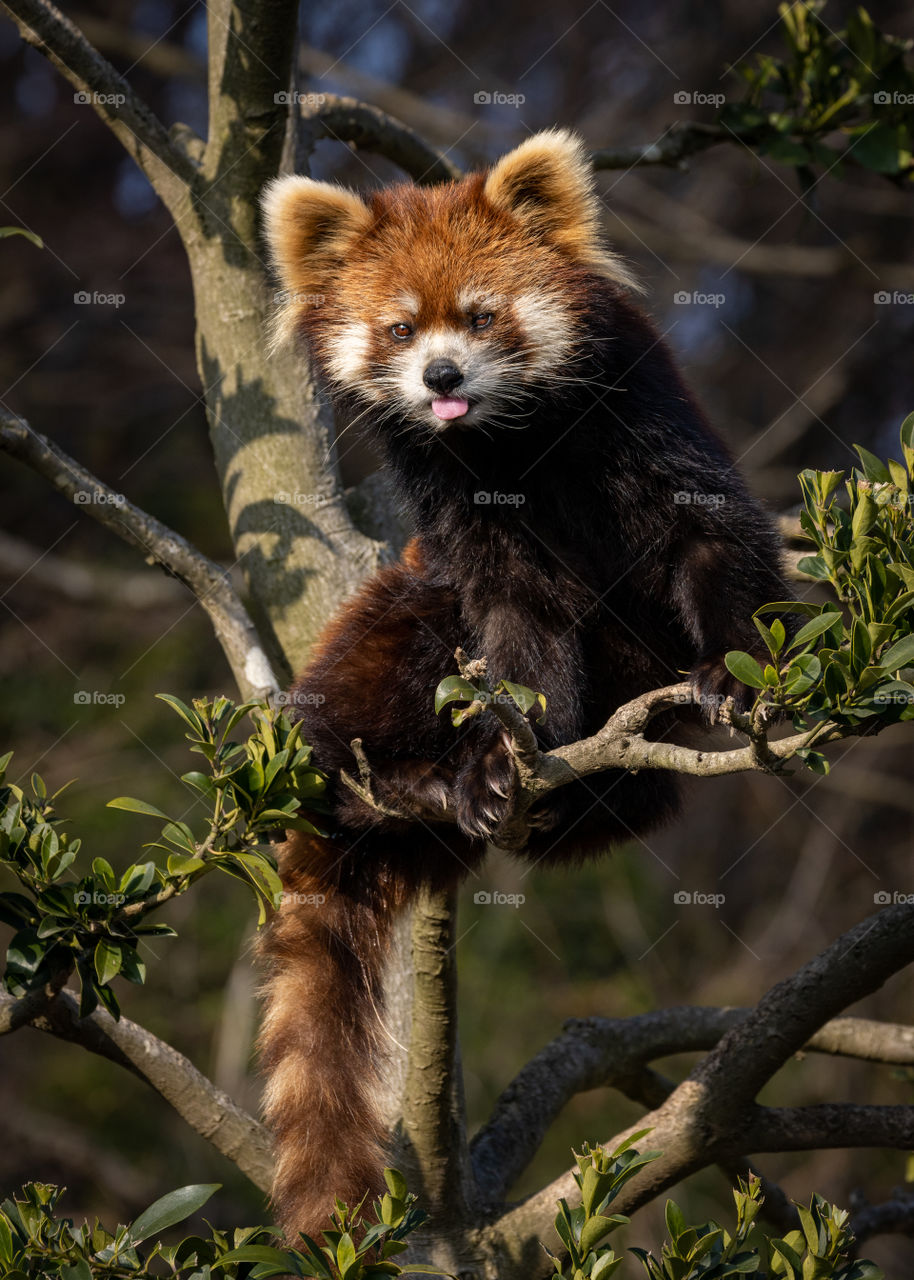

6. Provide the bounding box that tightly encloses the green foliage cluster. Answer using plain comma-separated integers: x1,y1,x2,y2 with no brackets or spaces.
435,673,547,727
723,2,913,181
548,1142,882,1280
724,418,914,772
0,1171,445,1280
0,696,326,1020
1,1152,883,1280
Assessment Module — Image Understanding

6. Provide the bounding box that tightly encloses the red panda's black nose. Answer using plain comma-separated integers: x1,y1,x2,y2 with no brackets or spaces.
423,359,464,395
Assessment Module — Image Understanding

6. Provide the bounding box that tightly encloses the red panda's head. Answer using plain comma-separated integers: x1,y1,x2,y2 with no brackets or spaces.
262,129,635,431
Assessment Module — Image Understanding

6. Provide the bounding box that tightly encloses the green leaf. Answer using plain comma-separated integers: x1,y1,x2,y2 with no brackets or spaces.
580,1214,623,1253
213,1245,300,1269
107,797,169,820
156,693,206,735
789,612,843,651
181,771,218,799
498,679,547,722
881,634,914,672
665,1199,688,1241
434,675,480,714
124,1184,221,1245
166,854,206,876
784,654,821,696
796,555,829,581
59,1262,92,1280
723,651,766,690
336,1233,356,1273
851,122,904,174
94,939,122,986
853,445,891,484
755,601,820,617
383,1169,408,1200
0,226,43,248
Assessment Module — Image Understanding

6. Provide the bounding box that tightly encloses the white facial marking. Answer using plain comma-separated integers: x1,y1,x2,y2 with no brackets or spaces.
323,320,378,396
512,289,576,378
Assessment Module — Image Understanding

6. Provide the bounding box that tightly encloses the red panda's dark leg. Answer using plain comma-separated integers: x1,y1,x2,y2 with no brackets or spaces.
289,541,521,842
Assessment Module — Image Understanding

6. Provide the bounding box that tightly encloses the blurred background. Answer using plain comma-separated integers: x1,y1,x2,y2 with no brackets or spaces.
0,0,912,1269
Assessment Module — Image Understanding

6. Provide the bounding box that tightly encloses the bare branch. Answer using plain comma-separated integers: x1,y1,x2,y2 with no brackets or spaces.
591,122,730,170
0,987,273,1191
0,0,198,213
472,1006,914,1202
297,93,462,184
742,1103,914,1152
485,903,914,1263
851,1189,914,1249
0,412,279,700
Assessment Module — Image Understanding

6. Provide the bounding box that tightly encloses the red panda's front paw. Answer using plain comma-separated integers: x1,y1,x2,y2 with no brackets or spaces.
689,652,757,724
454,730,518,840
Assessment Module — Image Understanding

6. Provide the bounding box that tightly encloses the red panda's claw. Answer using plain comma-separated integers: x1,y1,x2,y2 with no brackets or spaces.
454,732,518,841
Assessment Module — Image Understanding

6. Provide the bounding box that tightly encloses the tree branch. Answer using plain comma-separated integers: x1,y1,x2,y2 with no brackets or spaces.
741,1103,914,1152
397,887,474,1222
203,0,299,190
485,903,914,1267
348,660,863,856
297,93,462,185
0,412,279,700
0,987,273,1192
472,1007,914,1202
0,0,198,214
590,122,730,170
850,1190,914,1249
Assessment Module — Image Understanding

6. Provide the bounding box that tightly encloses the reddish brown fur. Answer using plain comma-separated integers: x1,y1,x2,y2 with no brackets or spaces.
257,130,793,1241
256,834,404,1233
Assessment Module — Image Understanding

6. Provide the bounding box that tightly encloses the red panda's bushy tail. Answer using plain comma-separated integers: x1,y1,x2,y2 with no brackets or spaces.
257,830,406,1240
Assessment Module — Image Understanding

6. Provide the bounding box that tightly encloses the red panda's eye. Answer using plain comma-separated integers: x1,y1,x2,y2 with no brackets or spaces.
471,313,494,330
390,322,413,340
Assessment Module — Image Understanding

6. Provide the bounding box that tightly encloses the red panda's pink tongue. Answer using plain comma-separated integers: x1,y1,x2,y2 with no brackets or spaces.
431,396,469,421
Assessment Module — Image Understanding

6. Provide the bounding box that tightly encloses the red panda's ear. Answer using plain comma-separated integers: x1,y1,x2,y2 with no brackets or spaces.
483,129,639,290
260,177,372,331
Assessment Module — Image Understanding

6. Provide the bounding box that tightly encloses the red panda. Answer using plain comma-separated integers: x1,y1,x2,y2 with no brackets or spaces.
257,129,791,1238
